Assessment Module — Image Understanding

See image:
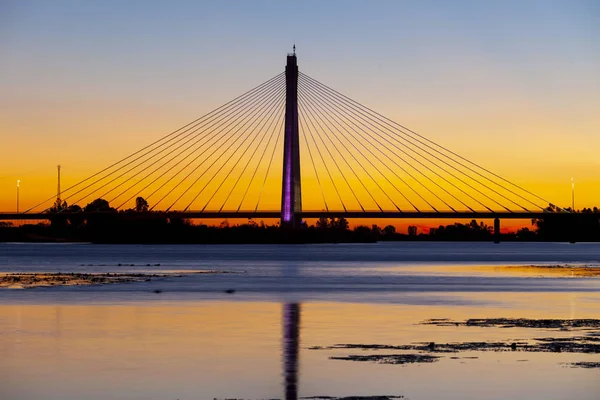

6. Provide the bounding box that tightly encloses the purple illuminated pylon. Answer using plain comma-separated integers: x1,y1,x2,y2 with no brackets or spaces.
280,52,302,227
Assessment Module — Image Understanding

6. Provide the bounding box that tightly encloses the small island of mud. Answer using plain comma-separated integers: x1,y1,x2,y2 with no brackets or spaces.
0,270,228,289
309,318,600,369
421,317,600,330
330,353,439,365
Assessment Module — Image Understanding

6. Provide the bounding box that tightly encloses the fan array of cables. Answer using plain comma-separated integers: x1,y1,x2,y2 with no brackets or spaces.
23,69,556,215
26,73,287,213
297,72,554,213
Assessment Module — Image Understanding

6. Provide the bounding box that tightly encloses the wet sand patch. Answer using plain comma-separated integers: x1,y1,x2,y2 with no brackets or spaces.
563,361,600,369
0,271,224,289
421,318,600,330
311,339,600,354
310,318,600,368
330,353,439,365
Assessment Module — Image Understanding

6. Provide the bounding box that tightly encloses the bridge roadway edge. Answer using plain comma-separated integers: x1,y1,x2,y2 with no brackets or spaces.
0,211,566,221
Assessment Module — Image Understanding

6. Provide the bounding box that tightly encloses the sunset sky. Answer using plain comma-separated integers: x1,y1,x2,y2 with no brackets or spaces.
1,1,598,230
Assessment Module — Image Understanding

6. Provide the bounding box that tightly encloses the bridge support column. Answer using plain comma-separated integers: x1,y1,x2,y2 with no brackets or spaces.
494,218,500,243
280,51,302,228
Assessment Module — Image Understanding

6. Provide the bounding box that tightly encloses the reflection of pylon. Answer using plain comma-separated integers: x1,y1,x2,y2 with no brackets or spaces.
57,165,61,204
283,303,300,400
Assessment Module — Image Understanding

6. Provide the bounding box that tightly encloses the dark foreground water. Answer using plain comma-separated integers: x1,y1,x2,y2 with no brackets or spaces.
1,242,599,399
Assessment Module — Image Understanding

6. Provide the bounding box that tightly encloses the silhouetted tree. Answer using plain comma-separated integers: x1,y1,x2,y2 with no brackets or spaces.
331,217,349,231
82,198,117,234
516,227,536,240
383,225,396,237
428,219,492,241
84,198,114,212
316,216,329,229
135,197,149,212
168,216,191,227
371,224,382,239
66,204,84,228
353,225,371,235
49,200,68,213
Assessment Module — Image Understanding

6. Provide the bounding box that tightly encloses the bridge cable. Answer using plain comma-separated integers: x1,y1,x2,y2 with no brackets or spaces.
297,100,345,212
108,74,287,209
321,73,550,210
300,75,505,213
298,78,429,212
66,74,286,210
298,107,329,212
154,79,286,211
298,95,366,212
301,76,526,213
299,82,390,212
236,99,286,212
212,90,287,212
166,80,286,211
300,74,492,212
25,72,284,213
189,88,286,212
299,80,403,212
300,75,468,212
254,109,285,212
301,72,547,211
89,75,287,208
300,75,473,212
146,80,285,210
49,73,285,211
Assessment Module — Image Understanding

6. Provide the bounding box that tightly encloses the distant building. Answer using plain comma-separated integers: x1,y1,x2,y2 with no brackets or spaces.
408,226,417,236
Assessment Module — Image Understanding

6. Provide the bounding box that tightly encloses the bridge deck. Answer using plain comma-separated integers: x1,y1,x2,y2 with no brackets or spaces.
0,211,565,221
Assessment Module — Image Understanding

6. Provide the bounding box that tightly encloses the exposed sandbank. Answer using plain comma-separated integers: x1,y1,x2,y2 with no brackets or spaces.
310,318,600,368
0,270,230,289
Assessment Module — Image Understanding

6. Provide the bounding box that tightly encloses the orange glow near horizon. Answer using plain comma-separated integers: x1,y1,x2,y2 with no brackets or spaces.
2,73,598,218
2,104,598,223
1,3,598,226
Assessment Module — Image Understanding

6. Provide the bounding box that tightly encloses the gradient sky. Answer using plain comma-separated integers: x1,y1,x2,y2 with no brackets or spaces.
1,1,598,228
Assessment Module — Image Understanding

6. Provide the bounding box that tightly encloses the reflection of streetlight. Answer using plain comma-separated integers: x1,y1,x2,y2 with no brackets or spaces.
571,178,575,211
16,180,20,213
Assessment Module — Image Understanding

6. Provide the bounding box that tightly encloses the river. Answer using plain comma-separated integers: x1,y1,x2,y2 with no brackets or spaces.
1,242,599,399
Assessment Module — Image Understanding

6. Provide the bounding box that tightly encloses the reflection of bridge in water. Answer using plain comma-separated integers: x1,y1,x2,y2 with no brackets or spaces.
4,49,569,236
283,303,301,400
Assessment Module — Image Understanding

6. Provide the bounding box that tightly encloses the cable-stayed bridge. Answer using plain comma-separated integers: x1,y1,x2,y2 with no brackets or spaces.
2,51,567,231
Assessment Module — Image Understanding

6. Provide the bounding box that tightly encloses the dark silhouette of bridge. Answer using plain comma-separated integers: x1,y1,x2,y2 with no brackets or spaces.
2,49,568,237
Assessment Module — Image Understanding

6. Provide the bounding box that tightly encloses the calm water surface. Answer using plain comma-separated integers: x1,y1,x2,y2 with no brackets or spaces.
1,242,599,399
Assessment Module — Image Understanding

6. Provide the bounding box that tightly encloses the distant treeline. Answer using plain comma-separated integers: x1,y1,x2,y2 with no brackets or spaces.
0,198,599,243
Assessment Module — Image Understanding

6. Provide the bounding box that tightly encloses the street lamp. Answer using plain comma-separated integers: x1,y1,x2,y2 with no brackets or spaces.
571,178,575,211
16,180,20,213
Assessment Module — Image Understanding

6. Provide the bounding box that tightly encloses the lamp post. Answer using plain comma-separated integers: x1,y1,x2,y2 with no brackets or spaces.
16,180,20,213
571,178,575,211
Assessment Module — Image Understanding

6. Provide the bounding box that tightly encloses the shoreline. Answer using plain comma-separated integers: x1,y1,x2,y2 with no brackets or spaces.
0,237,593,244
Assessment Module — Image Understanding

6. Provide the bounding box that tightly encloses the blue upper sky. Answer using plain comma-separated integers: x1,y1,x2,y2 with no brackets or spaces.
2,0,597,96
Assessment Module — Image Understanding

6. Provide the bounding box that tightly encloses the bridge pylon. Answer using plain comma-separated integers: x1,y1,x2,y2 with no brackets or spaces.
281,50,302,228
